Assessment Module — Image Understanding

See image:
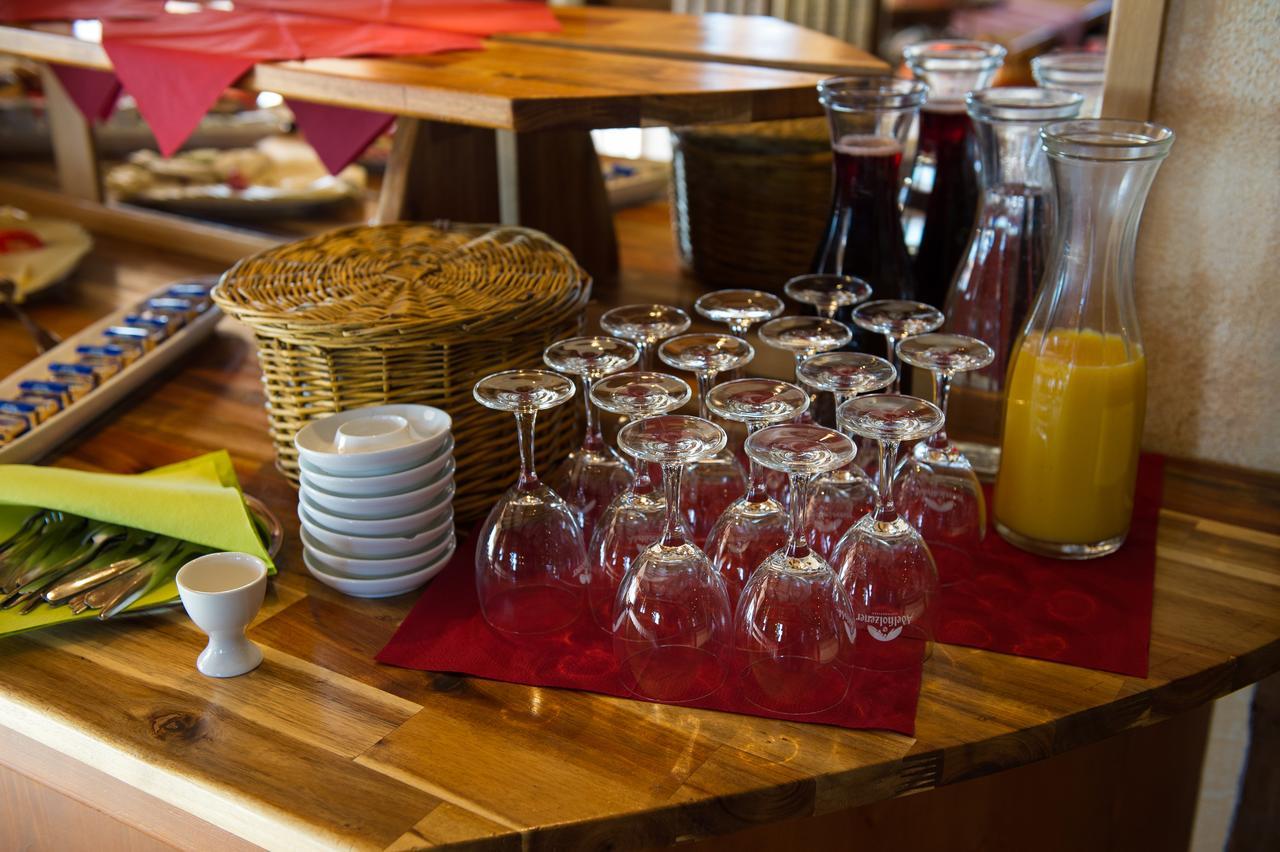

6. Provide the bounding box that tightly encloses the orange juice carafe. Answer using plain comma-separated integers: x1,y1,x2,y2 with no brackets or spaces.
994,120,1174,559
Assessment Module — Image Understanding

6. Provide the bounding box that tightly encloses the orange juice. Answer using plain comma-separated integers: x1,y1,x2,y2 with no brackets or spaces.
994,330,1146,548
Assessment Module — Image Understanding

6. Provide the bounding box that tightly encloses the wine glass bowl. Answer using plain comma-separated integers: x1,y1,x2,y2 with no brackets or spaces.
586,372,692,630
695,289,785,337
600,304,691,370
894,333,995,586
703,379,810,604
758,316,853,375
796,352,897,560
783,273,873,319
659,333,754,547
544,336,640,543
736,423,858,715
832,394,944,672
473,369,585,636
612,415,732,702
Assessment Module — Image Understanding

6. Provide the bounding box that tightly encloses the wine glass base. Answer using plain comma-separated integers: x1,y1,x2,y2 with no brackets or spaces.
995,521,1127,560
740,657,850,715
617,644,726,703
480,584,582,636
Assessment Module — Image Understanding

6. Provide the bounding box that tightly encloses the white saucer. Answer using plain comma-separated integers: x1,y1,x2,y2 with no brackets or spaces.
299,470,453,519
298,437,453,496
299,508,454,560
295,404,451,476
303,537,456,598
298,483,454,537
301,526,454,578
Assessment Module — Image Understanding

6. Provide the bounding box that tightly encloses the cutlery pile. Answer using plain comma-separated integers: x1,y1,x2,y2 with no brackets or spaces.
0,511,212,619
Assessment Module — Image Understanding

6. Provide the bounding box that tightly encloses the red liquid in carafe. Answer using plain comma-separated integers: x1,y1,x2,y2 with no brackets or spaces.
812,135,916,360
908,105,980,309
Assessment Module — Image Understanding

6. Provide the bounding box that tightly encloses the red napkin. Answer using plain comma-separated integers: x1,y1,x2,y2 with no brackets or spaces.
233,0,560,36
377,530,923,735
101,9,480,156
49,64,120,122
935,454,1163,677
0,0,161,21
287,99,394,175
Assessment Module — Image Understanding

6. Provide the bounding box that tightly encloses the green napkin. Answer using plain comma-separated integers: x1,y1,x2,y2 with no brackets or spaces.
0,450,274,637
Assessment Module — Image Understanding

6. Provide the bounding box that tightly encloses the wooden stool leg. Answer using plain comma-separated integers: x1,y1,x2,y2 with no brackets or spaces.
376,118,618,286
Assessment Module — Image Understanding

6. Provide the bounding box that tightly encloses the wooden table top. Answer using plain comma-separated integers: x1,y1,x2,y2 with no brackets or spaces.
0,9,885,132
0,211,1278,850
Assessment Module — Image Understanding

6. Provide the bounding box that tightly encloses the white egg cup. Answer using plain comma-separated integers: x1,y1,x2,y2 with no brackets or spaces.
176,552,269,679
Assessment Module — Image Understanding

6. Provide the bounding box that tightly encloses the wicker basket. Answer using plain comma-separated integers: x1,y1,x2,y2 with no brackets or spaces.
671,118,833,292
213,222,589,522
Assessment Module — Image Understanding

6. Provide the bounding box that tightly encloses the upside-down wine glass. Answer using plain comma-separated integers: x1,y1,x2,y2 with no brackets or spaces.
600,304,691,371
586,371,692,630
736,423,858,715
658,333,754,547
832,395,944,671
783,273,873,323
473,369,585,635
893,334,994,588
703,378,811,605
544,336,639,543
613,415,732,702
850,300,944,395
694,289,786,337
796,352,897,561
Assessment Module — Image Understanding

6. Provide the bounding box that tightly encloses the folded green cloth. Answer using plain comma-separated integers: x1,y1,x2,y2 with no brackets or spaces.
0,450,274,637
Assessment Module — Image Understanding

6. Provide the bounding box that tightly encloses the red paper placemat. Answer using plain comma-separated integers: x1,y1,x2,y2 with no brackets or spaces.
935,454,1163,677
377,530,923,734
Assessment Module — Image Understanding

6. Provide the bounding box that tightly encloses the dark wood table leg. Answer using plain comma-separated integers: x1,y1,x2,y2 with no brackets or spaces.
376,118,619,287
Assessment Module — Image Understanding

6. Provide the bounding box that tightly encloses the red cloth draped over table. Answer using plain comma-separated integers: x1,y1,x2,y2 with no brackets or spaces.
0,0,161,21
377,528,925,735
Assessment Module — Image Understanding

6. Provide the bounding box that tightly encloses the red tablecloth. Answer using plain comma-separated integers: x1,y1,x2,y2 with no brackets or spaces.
935,454,1163,677
378,530,924,735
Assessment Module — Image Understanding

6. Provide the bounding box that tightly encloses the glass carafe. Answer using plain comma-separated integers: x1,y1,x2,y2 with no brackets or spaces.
943,88,1082,478
995,119,1174,558
900,40,1006,310
811,77,926,359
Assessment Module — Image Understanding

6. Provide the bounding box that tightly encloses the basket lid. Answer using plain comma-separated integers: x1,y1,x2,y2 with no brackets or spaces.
213,222,588,345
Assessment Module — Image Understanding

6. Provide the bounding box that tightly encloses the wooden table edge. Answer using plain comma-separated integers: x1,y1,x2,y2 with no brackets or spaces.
1,610,1274,850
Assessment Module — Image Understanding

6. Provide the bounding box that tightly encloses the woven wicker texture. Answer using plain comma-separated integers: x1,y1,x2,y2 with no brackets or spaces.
671,118,833,291
213,222,589,521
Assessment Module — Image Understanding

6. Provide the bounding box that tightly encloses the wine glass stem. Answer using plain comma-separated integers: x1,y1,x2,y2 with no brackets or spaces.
784,472,814,558
695,370,715,421
728,320,750,337
581,374,602,451
637,340,652,371
927,370,953,450
514,409,539,491
874,439,900,521
659,461,685,546
885,333,900,392
745,421,768,502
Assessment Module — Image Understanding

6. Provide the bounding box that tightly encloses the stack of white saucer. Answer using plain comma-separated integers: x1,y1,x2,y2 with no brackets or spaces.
294,404,456,598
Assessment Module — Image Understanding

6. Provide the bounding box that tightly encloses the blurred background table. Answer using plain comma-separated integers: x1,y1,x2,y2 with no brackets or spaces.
0,8,885,282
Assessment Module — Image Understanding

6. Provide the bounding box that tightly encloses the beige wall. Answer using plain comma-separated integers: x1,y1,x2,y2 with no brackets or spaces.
1134,0,1280,472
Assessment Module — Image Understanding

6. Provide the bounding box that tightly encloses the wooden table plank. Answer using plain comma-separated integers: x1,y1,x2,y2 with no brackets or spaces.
495,7,885,75
0,26,836,131
0,218,1277,849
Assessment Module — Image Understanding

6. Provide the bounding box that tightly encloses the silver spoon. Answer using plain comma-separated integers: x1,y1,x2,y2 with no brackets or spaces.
0,278,61,354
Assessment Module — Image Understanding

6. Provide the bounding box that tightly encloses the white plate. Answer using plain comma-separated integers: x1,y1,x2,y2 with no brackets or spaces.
295,404,451,476
300,506,454,559
300,454,455,504
300,525,455,578
299,471,453,519
297,483,454,537
303,538,456,598
298,436,454,495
